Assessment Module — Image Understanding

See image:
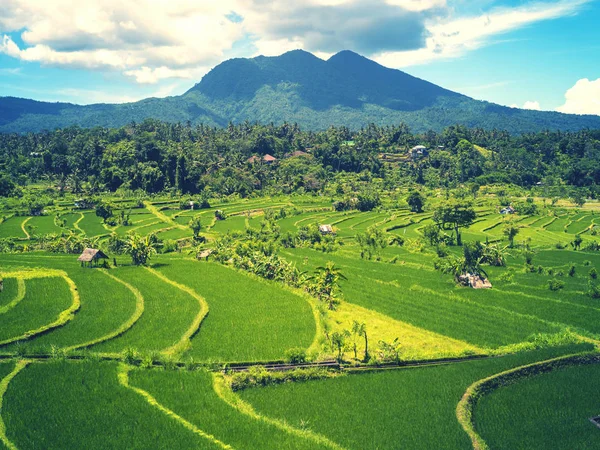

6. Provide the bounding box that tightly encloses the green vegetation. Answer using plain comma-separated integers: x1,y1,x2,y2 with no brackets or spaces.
2,51,600,134
0,277,72,344
155,259,315,362
240,345,590,450
3,361,220,449
1,113,600,448
130,368,321,449
477,362,600,450
91,266,200,354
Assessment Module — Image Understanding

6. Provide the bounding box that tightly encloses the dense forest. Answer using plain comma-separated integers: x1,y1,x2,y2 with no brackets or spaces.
0,120,599,200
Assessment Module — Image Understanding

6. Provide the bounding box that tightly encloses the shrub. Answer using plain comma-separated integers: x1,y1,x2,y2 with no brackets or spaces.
497,269,514,283
229,366,341,391
568,264,576,277
285,347,307,364
590,268,598,280
548,279,565,291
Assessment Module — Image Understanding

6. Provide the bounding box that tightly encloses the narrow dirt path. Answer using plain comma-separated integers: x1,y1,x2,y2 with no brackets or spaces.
144,202,187,230
73,213,85,234
20,218,31,239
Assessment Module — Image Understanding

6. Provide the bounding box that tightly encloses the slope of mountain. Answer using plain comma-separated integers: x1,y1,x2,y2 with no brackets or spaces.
1,50,599,134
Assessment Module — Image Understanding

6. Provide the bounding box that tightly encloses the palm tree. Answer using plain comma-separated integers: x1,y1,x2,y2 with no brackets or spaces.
503,221,520,248
352,321,369,362
125,233,157,266
309,262,347,310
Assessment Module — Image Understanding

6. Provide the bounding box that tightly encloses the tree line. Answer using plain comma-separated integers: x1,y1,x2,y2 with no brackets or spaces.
1,120,599,198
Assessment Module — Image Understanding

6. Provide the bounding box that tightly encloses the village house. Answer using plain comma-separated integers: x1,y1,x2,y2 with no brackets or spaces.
409,145,429,160
247,154,278,164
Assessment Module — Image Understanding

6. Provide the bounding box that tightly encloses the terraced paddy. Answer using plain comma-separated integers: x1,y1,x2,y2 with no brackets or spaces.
0,196,599,449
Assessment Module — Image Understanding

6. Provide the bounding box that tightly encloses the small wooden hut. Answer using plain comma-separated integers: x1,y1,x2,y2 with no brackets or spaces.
319,224,334,235
197,249,213,261
458,273,492,289
78,248,109,268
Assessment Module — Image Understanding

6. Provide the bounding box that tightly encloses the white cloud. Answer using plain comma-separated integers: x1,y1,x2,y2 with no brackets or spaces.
374,0,591,67
523,100,541,110
556,78,600,115
124,66,194,84
0,0,243,81
0,0,591,86
508,100,542,110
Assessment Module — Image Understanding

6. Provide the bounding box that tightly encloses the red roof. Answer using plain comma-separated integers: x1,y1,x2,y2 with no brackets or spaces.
263,154,277,162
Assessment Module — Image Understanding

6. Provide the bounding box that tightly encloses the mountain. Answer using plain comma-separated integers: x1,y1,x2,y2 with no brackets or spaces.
1,50,600,134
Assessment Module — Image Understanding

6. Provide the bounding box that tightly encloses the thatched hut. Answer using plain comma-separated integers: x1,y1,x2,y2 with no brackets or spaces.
197,249,213,261
78,248,109,268
319,224,334,235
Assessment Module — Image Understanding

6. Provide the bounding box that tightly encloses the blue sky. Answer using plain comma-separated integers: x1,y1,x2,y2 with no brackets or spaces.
0,0,598,114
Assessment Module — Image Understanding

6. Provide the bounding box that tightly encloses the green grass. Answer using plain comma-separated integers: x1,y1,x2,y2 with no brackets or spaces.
78,213,110,237
91,266,200,354
283,248,557,348
3,361,219,449
0,277,72,344
5,262,137,352
240,345,589,450
131,368,317,449
155,259,315,362
545,216,570,233
209,216,248,234
476,362,600,450
0,360,14,380
131,221,171,236
0,278,18,309
0,217,27,239
155,227,193,241
61,213,82,232
27,215,63,236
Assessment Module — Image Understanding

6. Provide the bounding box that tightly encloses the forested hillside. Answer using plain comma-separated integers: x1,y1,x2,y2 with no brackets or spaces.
1,120,599,201
1,50,600,134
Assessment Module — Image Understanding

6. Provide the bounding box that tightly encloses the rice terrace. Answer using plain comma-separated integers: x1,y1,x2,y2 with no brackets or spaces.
2,2,600,447
1,154,600,449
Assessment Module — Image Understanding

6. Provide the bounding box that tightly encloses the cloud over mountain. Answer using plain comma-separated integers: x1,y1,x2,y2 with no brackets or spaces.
0,0,592,85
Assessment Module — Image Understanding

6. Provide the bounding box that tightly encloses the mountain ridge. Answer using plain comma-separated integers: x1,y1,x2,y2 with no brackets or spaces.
1,49,599,134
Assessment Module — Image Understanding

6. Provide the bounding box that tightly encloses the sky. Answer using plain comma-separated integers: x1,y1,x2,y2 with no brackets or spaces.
0,0,599,115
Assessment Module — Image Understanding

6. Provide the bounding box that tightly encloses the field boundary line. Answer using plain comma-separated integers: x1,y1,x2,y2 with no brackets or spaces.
73,213,85,234
65,270,145,352
212,373,346,450
0,279,25,315
20,218,31,239
117,364,233,450
0,274,80,347
456,351,600,450
143,267,209,357
0,360,30,450
144,201,187,230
